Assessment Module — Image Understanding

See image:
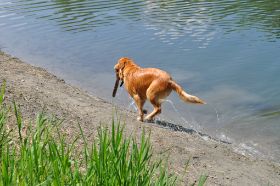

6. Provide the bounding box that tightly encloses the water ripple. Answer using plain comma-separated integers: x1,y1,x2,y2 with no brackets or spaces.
1,0,279,45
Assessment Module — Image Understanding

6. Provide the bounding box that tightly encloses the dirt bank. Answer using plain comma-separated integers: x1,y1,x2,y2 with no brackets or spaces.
0,51,279,185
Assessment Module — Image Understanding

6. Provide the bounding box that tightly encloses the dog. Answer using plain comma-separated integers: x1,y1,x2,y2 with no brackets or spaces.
113,57,205,122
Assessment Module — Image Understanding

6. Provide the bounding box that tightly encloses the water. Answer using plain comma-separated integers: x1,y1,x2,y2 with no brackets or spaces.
0,0,280,162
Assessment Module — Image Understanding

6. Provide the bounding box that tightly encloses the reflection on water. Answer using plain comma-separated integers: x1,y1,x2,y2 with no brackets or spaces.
0,0,280,162
258,106,280,118
1,0,280,43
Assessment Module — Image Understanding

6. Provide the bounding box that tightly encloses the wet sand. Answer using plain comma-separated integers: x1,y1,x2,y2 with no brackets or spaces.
0,51,279,185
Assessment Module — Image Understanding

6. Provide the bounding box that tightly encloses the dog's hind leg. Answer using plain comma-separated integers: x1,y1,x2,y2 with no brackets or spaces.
133,94,146,122
145,99,161,121
145,80,172,121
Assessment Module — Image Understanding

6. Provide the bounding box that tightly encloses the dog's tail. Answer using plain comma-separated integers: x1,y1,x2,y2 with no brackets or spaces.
169,80,206,104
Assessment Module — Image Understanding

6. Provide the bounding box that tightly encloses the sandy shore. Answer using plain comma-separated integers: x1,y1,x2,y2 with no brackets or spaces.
0,51,279,185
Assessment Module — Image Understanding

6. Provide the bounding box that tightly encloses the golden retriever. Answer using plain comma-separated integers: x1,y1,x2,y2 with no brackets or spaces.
113,57,205,122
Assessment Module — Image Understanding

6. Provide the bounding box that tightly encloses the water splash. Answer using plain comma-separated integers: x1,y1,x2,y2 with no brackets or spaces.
128,97,137,112
213,106,220,123
164,99,191,126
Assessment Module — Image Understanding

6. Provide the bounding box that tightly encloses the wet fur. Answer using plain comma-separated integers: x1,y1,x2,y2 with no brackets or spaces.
113,57,205,122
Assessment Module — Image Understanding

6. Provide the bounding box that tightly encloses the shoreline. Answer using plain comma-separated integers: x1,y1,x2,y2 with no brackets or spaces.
1,51,280,185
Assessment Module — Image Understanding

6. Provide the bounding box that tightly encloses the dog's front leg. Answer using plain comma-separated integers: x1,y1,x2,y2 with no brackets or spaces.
132,94,145,122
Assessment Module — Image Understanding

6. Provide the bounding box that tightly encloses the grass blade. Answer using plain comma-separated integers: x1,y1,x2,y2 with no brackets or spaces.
197,175,208,186
0,80,6,105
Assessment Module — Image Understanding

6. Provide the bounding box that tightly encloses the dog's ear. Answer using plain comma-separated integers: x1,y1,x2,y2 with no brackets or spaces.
119,67,124,79
116,58,128,79
114,58,127,71
118,60,127,71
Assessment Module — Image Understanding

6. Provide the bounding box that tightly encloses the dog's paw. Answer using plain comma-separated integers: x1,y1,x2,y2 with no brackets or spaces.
137,116,144,122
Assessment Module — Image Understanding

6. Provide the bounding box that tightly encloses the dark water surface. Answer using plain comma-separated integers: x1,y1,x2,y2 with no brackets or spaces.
1,0,280,161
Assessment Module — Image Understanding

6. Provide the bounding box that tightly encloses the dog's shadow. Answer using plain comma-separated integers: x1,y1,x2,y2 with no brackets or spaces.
146,119,196,134
146,119,231,145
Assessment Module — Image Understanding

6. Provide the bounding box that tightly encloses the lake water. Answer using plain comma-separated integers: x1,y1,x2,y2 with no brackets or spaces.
0,0,280,162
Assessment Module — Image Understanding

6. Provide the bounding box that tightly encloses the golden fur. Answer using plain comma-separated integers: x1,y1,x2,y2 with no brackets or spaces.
113,57,205,121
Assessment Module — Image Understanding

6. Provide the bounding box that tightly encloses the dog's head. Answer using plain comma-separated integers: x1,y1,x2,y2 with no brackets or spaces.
114,57,133,80
112,57,133,97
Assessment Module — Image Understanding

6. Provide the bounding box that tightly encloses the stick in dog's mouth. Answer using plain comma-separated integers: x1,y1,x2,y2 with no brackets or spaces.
112,69,124,97
112,79,124,97
112,78,119,97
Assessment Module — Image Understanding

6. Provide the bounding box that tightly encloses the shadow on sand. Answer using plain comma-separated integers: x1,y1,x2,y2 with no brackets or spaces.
148,119,232,145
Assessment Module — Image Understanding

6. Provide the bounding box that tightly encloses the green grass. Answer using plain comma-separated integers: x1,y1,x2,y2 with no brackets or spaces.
0,81,207,185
